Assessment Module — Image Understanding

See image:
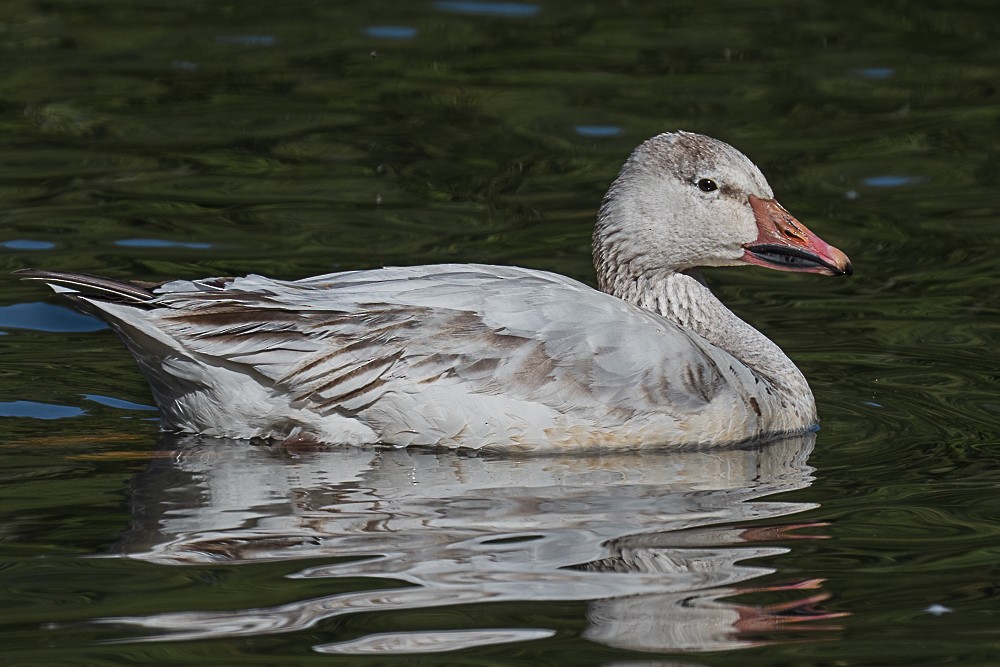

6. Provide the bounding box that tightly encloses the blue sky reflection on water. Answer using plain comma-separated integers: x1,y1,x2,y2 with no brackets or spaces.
855,67,895,78
0,400,85,419
114,238,213,249
433,1,540,18
575,125,624,138
364,26,418,39
1,240,56,250
0,302,106,332
863,176,924,187
83,394,157,412
3,0,1000,664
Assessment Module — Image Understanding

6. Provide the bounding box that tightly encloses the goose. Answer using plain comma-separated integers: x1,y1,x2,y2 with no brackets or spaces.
15,131,851,451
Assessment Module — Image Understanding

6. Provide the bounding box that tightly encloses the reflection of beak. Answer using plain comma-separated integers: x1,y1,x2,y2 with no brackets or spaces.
742,195,853,276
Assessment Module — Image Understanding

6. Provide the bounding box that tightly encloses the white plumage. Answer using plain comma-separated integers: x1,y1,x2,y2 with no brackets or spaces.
17,132,851,450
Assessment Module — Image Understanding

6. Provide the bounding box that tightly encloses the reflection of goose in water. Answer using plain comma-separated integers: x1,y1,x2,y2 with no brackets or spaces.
579,527,842,652
104,433,844,653
18,132,850,450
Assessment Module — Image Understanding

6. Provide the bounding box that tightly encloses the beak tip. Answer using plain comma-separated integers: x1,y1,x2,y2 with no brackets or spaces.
829,247,853,277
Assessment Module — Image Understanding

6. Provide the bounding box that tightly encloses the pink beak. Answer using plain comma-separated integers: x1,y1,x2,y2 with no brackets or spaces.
742,195,852,276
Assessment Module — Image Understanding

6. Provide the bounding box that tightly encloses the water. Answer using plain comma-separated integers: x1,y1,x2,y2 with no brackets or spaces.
2,0,1000,664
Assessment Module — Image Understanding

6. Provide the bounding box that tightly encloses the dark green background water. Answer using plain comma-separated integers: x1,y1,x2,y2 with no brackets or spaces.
3,1,1000,664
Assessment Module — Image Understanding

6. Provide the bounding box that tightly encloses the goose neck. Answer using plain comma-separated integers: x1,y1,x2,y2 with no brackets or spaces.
599,265,815,419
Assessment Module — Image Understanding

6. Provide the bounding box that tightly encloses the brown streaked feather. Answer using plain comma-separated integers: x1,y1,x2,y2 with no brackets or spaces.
14,268,155,302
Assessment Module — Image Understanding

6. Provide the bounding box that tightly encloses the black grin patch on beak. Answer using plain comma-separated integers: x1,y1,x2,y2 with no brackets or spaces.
745,244,853,276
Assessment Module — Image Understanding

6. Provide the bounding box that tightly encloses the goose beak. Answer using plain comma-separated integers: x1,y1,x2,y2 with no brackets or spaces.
742,195,852,276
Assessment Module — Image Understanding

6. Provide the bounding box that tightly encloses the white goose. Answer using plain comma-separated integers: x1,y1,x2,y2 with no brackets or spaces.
17,132,850,451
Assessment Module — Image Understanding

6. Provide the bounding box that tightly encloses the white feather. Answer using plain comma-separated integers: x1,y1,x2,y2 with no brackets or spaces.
24,132,849,450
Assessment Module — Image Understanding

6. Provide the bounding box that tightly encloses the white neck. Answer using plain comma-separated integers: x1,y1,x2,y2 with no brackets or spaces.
589,131,821,430
594,255,816,423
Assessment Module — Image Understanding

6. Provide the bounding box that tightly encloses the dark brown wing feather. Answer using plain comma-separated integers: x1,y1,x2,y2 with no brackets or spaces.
14,268,156,303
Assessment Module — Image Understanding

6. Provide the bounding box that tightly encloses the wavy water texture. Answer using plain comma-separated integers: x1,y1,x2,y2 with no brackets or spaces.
98,434,835,653
2,0,1000,665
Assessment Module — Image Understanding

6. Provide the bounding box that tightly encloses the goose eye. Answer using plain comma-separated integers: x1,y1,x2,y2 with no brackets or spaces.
697,178,718,193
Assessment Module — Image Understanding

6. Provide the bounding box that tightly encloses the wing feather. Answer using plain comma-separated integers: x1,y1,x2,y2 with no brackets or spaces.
142,264,736,431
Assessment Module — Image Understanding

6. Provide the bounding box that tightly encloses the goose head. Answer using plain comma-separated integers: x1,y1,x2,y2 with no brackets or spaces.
594,131,851,288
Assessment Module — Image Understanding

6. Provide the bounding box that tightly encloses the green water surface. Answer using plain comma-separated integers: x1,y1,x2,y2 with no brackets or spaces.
2,1,1000,665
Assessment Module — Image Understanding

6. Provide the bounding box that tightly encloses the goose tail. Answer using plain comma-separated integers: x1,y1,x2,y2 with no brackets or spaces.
13,268,157,303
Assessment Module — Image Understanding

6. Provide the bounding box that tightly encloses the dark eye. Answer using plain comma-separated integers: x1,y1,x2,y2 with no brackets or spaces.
697,178,718,193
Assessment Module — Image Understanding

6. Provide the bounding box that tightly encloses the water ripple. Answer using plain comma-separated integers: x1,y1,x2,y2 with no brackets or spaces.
364,26,418,39
433,1,540,17
575,125,624,138
2,239,55,250
83,394,157,412
0,400,84,419
315,628,555,654
0,302,106,333
97,435,840,653
114,238,213,250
